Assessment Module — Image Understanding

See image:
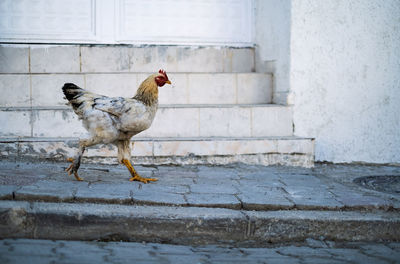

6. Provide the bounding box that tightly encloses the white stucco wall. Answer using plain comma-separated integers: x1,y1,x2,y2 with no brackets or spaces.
290,0,400,164
254,0,291,105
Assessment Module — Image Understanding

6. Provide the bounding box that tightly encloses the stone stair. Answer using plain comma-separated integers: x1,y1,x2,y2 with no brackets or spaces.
0,45,314,166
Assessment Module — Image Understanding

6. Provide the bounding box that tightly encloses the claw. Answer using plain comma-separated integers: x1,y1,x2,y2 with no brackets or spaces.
66,158,83,181
122,159,157,184
74,172,83,181
129,175,158,184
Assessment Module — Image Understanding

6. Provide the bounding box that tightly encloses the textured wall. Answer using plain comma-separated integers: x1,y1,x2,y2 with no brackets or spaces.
254,0,291,105
291,0,400,163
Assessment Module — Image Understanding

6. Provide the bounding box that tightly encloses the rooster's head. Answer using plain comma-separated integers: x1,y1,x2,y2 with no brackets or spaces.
155,69,171,87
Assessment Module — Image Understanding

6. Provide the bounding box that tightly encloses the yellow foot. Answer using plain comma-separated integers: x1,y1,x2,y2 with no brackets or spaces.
66,158,83,181
129,175,158,184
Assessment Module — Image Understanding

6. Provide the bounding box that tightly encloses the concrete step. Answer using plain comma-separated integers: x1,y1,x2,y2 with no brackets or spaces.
0,136,314,167
0,45,255,73
1,201,399,244
0,73,272,106
0,104,292,138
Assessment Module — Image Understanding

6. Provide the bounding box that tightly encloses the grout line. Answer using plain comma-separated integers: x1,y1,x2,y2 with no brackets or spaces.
197,107,201,137
28,47,33,137
79,46,82,73
250,107,253,137
0,104,284,112
235,73,238,104
185,73,190,104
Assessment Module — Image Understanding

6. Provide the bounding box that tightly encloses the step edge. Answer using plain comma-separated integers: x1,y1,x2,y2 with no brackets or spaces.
0,136,315,143
0,104,290,111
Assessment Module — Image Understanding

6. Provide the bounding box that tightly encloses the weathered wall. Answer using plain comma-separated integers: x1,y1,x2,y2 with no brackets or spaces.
290,0,400,164
254,0,291,105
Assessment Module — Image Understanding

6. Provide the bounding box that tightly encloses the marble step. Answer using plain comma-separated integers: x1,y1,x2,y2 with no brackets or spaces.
0,72,272,106
0,104,292,138
0,45,255,73
0,136,315,167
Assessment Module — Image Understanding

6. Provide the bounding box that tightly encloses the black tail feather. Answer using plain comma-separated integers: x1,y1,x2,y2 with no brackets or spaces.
62,83,82,101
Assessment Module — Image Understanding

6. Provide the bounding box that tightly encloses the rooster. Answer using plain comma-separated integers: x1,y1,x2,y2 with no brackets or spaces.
62,70,171,183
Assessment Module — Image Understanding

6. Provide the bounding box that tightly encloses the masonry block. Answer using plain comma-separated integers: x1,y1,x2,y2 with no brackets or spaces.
237,73,272,104
188,74,236,104
176,47,225,73
153,140,217,156
19,141,76,160
0,142,18,157
0,75,30,107
231,48,255,72
141,107,199,137
277,139,314,154
85,74,138,98
199,107,251,137
32,110,86,137
0,111,31,137
81,46,131,72
158,73,188,104
251,106,293,137
215,139,277,155
30,46,80,73
131,46,175,72
31,74,85,106
0,46,29,73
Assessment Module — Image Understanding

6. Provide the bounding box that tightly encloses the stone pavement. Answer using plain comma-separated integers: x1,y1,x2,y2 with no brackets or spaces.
1,161,400,210
0,160,400,262
1,238,400,264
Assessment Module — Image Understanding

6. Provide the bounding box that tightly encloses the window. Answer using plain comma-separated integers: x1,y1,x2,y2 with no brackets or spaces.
0,0,253,46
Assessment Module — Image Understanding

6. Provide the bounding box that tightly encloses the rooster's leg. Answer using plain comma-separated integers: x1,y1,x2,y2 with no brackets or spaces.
66,157,83,181
66,145,85,181
121,159,157,184
66,138,98,181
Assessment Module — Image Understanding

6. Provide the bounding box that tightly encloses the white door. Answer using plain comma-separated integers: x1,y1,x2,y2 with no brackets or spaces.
0,0,254,46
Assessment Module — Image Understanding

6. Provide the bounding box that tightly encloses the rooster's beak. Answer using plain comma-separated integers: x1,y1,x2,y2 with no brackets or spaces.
166,80,171,84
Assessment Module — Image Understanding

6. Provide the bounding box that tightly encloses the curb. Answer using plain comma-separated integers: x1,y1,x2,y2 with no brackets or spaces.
1,201,399,246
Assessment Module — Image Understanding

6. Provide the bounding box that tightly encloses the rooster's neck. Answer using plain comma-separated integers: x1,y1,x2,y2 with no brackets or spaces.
133,75,159,106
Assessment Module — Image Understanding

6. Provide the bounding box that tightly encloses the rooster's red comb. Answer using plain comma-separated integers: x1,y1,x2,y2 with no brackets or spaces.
158,69,168,79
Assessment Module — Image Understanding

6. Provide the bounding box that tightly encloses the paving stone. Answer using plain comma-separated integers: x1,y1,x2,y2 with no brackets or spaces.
14,180,84,202
190,183,237,194
74,183,133,203
237,187,294,210
0,185,18,199
280,174,324,187
132,190,187,206
3,239,398,264
357,243,400,263
132,183,189,194
53,240,111,264
321,248,387,263
0,161,400,213
185,193,241,209
235,180,284,192
239,171,281,182
328,184,393,208
197,166,240,180
284,186,343,209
